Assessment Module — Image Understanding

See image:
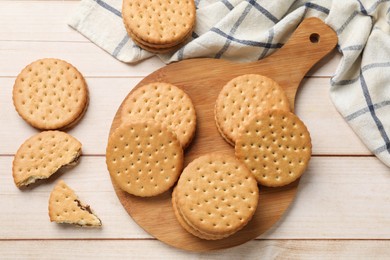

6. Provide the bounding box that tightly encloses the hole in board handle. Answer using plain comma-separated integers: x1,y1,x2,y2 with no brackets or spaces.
310,33,320,43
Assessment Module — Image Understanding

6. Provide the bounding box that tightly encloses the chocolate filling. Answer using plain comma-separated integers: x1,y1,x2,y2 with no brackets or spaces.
74,199,93,215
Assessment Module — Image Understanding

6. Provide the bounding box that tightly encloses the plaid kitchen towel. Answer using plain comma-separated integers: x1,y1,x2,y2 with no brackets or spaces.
69,0,390,167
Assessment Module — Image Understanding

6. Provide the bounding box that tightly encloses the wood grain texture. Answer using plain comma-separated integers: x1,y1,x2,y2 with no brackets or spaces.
1,240,390,259
2,156,390,239
108,18,338,251
0,41,164,78
0,1,84,42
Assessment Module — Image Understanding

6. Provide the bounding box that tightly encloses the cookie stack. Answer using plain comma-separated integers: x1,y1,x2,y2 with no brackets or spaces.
173,154,259,240
106,82,197,197
235,110,311,187
214,74,312,187
121,0,196,53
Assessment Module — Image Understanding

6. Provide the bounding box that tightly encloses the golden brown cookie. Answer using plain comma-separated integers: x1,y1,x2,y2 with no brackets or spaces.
49,180,102,227
130,26,192,50
172,188,224,240
175,153,259,239
122,0,196,47
235,110,312,187
106,120,183,197
130,30,188,53
13,58,88,130
120,82,196,148
215,74,290,145
12,131,82,188
131,35,180,53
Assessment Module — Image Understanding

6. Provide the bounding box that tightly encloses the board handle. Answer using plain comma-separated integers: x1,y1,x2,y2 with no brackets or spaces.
266,17,337,74
251,17,338,108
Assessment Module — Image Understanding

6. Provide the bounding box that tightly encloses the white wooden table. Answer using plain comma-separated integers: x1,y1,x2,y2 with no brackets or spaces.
1,1,390,259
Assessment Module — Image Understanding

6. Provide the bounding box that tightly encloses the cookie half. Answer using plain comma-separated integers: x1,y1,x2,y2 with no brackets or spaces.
120,82,196,148
106,120,183,197
12,131,82,188
215,74,290,145
235,110,312,187
175,153,259,239
13,58,88,130
49,180,102,227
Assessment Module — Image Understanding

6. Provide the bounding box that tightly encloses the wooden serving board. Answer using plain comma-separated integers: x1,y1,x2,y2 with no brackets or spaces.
108,17,337,251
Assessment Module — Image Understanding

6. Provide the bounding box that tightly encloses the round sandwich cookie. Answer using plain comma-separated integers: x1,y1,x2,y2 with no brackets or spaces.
122,0,196,52
130,30,189,53
235,110,312,187
106,120,183,197
175,153,259,240
12,131,82,188
171,188,220,240
215,74,290,145
129,26,192,49
120,82,196,149
13,58,89,130
49,180,102,227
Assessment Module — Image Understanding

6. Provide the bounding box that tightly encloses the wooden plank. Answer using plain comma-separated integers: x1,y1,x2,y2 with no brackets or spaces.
1,156,390,239
0,77,369,155
0,41,165,78
262,155,390,239
1,240,390,259
0,1,85,42
297,77,370,154
0,40,340,77
0,156,148,239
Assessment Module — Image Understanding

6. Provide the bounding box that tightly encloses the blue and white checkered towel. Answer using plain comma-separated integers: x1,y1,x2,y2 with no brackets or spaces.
69,0,390,167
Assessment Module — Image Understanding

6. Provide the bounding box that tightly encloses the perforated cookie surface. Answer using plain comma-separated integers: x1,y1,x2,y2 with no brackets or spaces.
235,110,312,187
120,82,196,148
172,188,223,240
106,120,183,197
49,180,102,226
175,153,259,237
12,58,88,130
12,131,82,188
122,0,195,46
215,74,290,145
